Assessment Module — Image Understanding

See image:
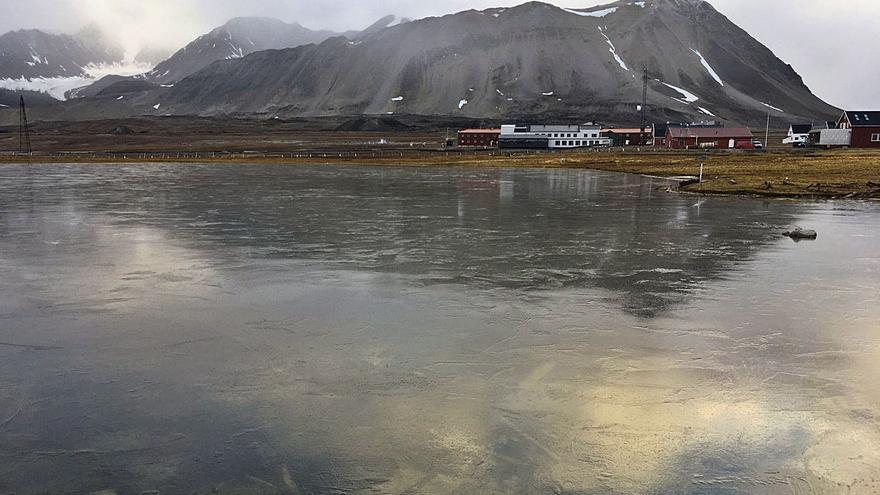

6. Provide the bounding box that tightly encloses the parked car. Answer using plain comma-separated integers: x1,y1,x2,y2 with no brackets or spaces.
752,140,764,150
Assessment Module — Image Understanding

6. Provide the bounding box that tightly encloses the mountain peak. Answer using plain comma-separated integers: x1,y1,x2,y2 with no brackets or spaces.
360,15,412,36
149,0,836,125
0,24,124,81
145,16,340,84
222,17,302,30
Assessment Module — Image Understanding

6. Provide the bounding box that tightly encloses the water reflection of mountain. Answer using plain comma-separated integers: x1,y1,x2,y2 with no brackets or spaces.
0,164,807,317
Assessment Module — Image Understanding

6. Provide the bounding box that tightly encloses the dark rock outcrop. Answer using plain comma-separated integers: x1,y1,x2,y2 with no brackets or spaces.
783,228,818,240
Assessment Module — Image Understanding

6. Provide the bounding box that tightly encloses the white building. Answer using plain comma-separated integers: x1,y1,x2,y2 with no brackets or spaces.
783,124,812,147
499,124,611,149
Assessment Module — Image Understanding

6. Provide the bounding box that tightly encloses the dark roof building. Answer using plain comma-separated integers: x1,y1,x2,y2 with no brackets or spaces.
838,111,880,148
601,127,651,146
784,124,813,146
841,111,880,127
652,122,724,146
666,127,754,149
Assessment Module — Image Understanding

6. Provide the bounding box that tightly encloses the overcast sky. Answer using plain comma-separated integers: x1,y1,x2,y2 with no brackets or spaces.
2,0,877,109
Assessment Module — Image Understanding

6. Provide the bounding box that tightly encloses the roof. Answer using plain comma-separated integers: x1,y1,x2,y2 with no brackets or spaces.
790,124,812,134
529,124,600,132
842,111,880,127
808,122,837,132
602,128,649,134
458,129,501,134
667,127,754,139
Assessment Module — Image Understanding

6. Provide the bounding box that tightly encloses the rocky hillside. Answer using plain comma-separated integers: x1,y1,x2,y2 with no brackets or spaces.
0,25,124,80
144,17,341,84
3,0,840,126
124,0,836,125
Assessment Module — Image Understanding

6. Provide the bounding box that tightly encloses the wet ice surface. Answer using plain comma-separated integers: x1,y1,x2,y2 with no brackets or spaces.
0,163,878,494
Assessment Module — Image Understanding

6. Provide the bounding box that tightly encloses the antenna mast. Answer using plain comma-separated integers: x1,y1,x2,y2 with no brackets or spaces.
640,66,649,145
19,96,32,154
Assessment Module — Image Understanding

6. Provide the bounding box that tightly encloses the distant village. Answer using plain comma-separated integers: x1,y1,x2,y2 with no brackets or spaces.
457,111,880,150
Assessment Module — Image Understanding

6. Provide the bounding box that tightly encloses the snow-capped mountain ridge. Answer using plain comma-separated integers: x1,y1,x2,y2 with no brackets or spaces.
0,25,125,80
144,17,340,84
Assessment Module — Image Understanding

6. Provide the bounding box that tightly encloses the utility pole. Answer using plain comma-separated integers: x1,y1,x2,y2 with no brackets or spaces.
640,66,649,145
19,96,32,154
764,109,770,151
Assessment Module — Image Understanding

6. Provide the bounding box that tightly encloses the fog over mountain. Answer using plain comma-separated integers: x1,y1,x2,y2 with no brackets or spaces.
1,0,878,109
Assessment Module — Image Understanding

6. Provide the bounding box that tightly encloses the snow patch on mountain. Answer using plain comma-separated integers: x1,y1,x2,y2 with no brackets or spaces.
564,2,645,17
565,6,618,17
691,49,723,86
660,81,699,103
762,102,784,112
0,61,153,100
599,28,629,71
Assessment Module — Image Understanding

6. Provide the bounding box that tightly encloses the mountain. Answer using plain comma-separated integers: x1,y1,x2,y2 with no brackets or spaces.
357,15,412,38
133,46,175,67
0,25,124,80
118,0,837,125
144,17,341,84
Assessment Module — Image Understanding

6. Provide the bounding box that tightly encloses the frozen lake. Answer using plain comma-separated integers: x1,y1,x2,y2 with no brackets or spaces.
1,163,878,494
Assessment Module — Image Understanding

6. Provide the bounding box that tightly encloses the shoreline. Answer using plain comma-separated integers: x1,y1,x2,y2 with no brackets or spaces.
2,148,879,199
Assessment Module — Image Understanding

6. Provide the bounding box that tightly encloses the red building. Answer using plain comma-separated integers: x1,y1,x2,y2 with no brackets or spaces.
837,111,880,148
666,127,754,149
457,129,501,147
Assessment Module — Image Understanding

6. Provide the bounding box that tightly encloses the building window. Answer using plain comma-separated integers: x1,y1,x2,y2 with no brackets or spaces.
872,133,880,142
